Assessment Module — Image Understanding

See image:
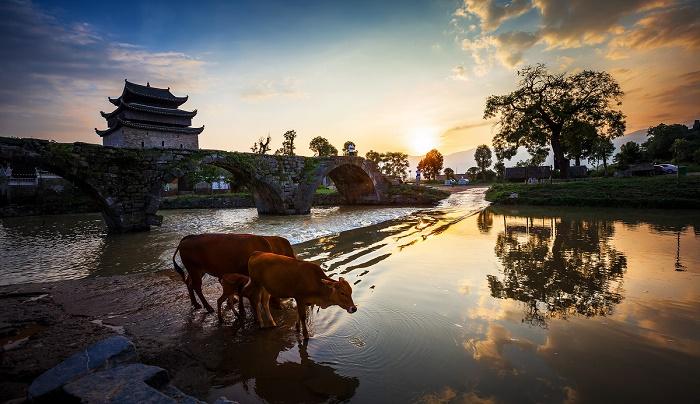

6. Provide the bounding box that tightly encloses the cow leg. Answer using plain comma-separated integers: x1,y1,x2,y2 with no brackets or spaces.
185,276,201,310
262,289,277,327
251,287,265,328
237,295,245,321
217,294,227,323
191,276,215,313
296,299,309,340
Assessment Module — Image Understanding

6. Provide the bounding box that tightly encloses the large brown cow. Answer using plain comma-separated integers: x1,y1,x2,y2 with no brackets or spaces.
172,234,295,312
248,251,357,340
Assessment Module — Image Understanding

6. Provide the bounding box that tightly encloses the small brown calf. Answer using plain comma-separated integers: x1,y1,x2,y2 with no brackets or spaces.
217,273,253,323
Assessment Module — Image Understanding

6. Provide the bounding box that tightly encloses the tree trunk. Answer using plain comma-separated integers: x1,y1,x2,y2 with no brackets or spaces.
551,131,569,178
603,157,608,177
575,156,581,166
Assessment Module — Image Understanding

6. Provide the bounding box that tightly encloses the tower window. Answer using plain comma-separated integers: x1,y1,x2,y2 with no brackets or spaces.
161,140,165,147
180,144,183,149
141,141,144,148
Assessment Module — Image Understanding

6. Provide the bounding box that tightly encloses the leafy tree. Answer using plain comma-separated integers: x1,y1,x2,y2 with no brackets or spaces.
309,136,338,157
381,152,409,178
444,167,455,180
417,149,443,180
365,150,382,165
671,138,691,163
343,141,357,156
614,141,642,168
466,167,479,181
251,134,272,154
643,124,690,161
186,165,232,186
485,64,625,178
474,145,493,177
590,137,615,174
562,121,598,166
275,130,297,156
494,159,505,180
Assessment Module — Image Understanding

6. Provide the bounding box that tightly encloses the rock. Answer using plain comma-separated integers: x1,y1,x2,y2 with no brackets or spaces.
28,335,137,401
213,397,238,404
63,364,175,403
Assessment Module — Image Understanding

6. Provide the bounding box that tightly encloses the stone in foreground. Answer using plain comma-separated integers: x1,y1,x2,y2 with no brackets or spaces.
28,335,137,401
63,364,199,403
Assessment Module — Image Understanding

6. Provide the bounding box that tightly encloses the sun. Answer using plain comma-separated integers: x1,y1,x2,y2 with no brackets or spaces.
408,126,439,155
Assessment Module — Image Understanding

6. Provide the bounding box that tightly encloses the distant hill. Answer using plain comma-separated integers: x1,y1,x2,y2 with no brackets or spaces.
407,128,651,174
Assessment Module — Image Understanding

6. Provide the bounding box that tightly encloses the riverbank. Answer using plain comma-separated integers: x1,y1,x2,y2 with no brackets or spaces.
486,176,700,209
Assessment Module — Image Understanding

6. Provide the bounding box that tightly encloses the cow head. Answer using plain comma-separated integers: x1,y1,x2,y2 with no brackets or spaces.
322,277,357,314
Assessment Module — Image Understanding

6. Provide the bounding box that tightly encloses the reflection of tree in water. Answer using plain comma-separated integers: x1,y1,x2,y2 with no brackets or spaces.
477,209,493,234
488,215,627,327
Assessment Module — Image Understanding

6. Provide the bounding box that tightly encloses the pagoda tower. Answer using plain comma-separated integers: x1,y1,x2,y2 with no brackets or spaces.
96,80,204,149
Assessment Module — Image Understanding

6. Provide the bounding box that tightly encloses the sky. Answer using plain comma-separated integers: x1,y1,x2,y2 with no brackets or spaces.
0,0,698,157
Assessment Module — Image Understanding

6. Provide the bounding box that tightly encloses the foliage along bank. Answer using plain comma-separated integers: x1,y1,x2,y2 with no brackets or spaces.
485,176,700,209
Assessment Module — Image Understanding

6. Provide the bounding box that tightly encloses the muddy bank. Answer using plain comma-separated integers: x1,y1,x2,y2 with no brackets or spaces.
0,272,357,403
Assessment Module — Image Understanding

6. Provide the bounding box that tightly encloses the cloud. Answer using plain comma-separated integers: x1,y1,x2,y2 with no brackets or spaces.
450,65,469,81
240,78,305,101
454,0,693,68
457,0,532,32
534,0,669,49
649,70,700,114
494,30,540,66
0,0,205,140
606,3,700,59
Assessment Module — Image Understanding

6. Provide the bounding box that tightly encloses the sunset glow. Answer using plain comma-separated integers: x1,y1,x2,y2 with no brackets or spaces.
0,0,698,157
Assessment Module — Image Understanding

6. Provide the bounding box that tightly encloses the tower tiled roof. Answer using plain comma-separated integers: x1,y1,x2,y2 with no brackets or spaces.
109,79,188,107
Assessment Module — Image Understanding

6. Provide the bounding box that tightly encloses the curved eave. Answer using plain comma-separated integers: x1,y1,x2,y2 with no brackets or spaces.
95,119,204,137
100,102,196,120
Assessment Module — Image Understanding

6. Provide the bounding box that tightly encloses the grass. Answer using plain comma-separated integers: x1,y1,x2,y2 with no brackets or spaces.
315,186,338,195
486,175,700,209
388,184,450,200
162,192,251,201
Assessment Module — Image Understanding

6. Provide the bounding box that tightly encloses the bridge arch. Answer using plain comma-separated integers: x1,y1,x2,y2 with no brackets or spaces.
0,139,160,232
162,152,289,215
297,157,388,211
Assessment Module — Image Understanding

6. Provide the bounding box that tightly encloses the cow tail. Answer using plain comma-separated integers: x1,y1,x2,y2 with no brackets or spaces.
172,243,187,282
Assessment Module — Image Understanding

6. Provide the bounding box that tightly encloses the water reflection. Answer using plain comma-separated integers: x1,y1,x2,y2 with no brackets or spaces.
487,207,627,326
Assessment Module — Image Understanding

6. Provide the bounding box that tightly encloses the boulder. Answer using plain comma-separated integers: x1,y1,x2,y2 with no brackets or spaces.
28,335,137,401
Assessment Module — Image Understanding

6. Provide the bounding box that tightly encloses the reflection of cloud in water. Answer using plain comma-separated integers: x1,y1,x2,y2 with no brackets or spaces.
419,386,496,404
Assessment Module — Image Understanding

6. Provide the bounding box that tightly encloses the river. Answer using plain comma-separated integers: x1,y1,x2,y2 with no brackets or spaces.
1,190,699,403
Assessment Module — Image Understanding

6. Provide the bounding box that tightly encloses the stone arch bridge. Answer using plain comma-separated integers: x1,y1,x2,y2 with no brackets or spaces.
0,137,390,233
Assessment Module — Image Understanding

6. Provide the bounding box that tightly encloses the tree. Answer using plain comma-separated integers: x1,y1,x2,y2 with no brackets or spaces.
381,152,409,178
251,134,272,154
590,137,615,174
444,167,455,180
417,149,443,180
562,121,598,166
365,150,382,165
643,124,689,161
474,145,493,177
671,138,691,163
485,64,625,178
275,130,297,156
494,159,505,180
614,141,642,168
343,141,357,156
309,136,338,157
466,167,479,181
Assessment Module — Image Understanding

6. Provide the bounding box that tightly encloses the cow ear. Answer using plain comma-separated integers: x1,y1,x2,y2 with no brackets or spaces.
339,277,345,283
